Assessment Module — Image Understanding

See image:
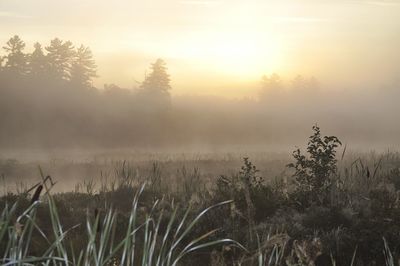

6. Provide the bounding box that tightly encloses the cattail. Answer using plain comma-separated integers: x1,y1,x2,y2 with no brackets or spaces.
30,185,43,205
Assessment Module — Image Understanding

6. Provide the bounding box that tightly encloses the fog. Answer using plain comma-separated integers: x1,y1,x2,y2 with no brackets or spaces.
3,2,400,264
0,35,399,160
0,0,400,159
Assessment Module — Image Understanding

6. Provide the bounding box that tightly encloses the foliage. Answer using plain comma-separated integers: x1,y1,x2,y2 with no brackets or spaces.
138,58,172,109
2,35,27,75
45,38,75,80
141,58,171,95
212,157,283,252
29,42,47,76
3,126,400,265
70,45,97,87
0,184,243,265
287,125,342,207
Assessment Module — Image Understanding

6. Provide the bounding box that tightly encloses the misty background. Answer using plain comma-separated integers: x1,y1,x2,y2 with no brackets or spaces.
0,0,400,157
0,34,399,157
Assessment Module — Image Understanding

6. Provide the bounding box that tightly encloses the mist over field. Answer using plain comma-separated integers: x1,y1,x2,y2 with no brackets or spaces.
2,1,400,265
0,0,399,157
0,0,400,158
0,39,399,155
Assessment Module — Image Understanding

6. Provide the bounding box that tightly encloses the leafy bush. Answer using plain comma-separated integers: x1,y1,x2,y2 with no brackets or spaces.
287,125,342,208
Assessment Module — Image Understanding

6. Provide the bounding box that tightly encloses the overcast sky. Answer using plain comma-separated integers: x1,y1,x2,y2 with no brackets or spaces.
0,0,399,97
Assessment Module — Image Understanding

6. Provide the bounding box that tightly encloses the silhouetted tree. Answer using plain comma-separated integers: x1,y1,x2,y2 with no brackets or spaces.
46,38,74,80
291,75,319,92
70,45,97,87
261,73,282,90
139,58,172,109
259,73,284,100
141,59,171,95
28,42,47,77
2,35,27,75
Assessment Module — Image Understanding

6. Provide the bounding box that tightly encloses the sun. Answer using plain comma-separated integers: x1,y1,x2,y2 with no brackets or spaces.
164,30,283,80
165,2,285,79
206,33,282,78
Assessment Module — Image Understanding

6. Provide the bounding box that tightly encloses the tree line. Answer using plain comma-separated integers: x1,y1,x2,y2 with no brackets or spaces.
0,35,172,98
0,35,395,149
0,35,175,148
0,35,97,88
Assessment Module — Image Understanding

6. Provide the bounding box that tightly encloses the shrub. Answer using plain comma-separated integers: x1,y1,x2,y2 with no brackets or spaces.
287,125,342,208
211,158,283,251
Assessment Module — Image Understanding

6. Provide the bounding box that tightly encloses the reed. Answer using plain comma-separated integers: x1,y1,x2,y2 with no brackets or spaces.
0,184,244,265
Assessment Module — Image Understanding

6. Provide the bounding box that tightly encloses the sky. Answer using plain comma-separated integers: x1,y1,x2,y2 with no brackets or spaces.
0,0,399,97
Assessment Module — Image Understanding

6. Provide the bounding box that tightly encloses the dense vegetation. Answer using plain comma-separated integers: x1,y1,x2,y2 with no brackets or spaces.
2,126,400,265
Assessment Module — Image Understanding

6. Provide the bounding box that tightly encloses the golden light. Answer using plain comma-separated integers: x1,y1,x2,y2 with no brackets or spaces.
129,1,286,83
159,29,284,81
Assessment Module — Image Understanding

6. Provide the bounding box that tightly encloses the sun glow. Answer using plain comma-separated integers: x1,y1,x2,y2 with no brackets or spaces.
168,32,283,78
1,0,399,97
173,5,283,79
125,2,286,82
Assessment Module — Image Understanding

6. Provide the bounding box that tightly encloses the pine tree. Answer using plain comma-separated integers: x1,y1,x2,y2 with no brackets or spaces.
141,58,171,96
45,38,74,80
29,42,47,76
3,35,27,75
69,45,97,87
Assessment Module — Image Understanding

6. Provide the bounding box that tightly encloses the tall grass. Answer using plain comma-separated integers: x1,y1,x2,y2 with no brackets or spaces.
0,184,244,265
